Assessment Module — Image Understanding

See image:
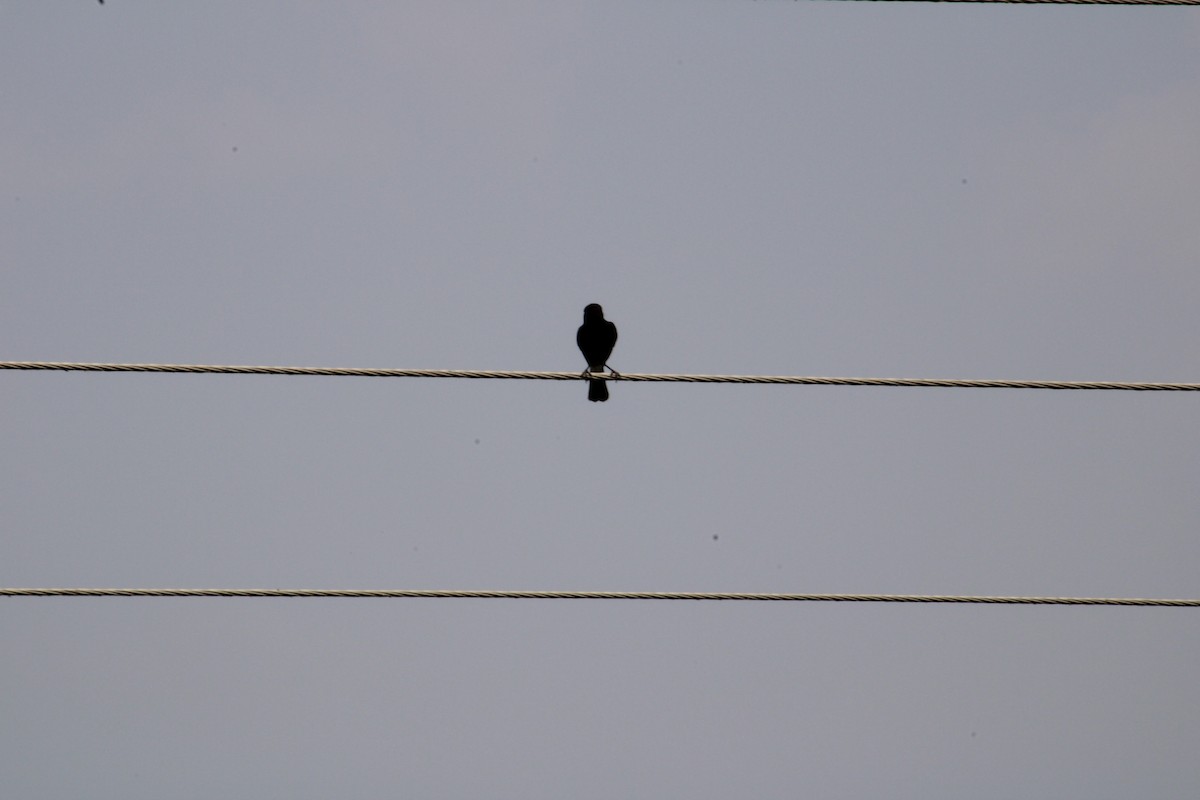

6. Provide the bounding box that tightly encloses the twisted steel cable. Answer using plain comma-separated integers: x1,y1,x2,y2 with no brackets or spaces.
2,588,1197,605
846,0,1200,4
2,361,1199,391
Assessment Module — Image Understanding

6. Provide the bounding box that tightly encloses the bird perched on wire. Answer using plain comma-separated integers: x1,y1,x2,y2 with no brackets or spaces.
576,303,618,402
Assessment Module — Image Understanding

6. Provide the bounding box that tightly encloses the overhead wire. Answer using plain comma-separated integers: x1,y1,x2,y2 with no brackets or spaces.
841,0,1200,4
1,587,1197,605
2,361,1199,391
836,0,1200,4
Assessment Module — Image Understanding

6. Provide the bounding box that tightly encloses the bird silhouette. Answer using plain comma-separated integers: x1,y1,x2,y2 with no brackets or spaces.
576,304,618,402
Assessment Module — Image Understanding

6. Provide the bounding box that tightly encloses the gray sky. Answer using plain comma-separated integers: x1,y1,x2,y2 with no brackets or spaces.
3,2,1200,797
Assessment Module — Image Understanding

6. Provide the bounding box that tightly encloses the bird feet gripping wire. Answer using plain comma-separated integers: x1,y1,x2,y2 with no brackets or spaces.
581,366,620,381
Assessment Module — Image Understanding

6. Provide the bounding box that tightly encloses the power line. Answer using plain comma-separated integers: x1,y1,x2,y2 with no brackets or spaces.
2,361,1198,392
1,587,1197,605
844,0,1200,4
836,0,1200,4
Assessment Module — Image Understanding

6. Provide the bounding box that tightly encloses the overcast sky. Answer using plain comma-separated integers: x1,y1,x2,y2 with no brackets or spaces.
3,2,1200,797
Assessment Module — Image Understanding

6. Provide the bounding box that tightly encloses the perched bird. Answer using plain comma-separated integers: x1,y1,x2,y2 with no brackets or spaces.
576,303,618,402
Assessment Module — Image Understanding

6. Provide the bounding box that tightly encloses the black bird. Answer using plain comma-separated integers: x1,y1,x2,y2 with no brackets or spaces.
576,303,618,402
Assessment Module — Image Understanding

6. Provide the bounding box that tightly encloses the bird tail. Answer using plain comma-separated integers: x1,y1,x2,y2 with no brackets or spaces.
588,378,609,402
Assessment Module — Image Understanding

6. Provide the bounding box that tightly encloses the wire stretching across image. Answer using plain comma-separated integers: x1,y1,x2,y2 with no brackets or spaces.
2,361,1200,391
2,588,1199,605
